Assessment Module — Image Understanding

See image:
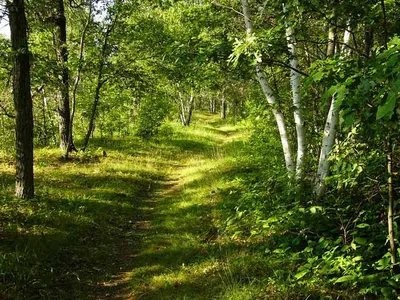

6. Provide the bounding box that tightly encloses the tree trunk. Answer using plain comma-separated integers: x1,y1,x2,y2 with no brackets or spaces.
387,139,396,264
178,93,194,126
210,97,217,113
82,65,105,150
327,13,336,57
8,0,34,199
66,0,92,157
221,97,227,119
284,4,305,179
54,0,71,151
315,24,352,197
364,25,373,57
81,16,114,151
42,90,48,145
241,0,294,174
327,26,336,57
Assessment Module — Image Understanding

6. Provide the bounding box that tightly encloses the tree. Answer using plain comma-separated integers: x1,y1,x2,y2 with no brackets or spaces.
240,0,294,174
54,0,71,151
7,0,34,199
81,0,120,150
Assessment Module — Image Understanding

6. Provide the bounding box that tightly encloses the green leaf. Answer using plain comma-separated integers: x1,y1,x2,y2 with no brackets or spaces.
309,206,322,214
356,223,370,229
354,237,367,245
312,70,324,82
294,270,309,280
381,287,397,299
335,275,356,283
377,92,397,120
387,279,400,288
375,256,391,270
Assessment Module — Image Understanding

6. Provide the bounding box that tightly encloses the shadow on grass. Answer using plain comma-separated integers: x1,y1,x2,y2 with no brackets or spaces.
0,157,166,299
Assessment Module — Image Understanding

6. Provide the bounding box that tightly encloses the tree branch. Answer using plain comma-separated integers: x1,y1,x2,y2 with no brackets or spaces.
212,1,245,18
0,102,15,118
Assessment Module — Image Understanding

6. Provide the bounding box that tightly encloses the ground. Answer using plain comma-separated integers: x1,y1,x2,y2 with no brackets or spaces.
1,113,261,299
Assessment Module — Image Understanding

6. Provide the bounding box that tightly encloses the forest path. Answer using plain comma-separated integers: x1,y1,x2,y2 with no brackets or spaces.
0,113,247,300
104,115,247,299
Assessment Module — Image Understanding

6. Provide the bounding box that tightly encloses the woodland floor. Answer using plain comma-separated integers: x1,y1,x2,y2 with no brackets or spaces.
1,113,268,299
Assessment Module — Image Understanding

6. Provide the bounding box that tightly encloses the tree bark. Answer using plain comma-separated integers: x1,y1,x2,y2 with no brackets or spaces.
315,24,352,197
283,4,305,179
8,0,34,199
327,24,336,57
178,92,194,126
241,0,294,174
387,139,396,264
54,0,71,151
65,0,92,157
221,97,227,119
364,25,373,57
81,19,114,151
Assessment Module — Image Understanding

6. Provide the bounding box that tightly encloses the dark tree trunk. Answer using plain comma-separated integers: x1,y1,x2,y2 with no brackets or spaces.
8,0,34,199
364,26,373,57
82,73,104,150
81,21,113,151
54,0,71,151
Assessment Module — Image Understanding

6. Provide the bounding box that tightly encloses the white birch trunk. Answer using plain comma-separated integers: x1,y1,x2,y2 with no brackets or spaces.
315,23,352,197
241,0,294,174
341,23,351,56
283,4,305,179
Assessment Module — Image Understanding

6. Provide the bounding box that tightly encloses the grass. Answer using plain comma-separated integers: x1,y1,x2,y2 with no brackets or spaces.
0,112,362,299
0,112,257,299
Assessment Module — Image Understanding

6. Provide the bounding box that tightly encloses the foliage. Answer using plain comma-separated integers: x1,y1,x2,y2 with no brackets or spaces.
135,94,172,139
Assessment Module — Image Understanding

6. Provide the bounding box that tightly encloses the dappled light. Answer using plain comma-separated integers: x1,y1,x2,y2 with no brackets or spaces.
1,0,400,298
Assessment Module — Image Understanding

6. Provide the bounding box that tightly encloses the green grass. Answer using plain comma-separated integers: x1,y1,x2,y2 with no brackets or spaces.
0,112,254,299
0,112,362,299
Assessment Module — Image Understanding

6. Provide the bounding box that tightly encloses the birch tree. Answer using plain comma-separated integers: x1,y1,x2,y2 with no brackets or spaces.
283,3,305,179
241,0,294,174
315,24,352,197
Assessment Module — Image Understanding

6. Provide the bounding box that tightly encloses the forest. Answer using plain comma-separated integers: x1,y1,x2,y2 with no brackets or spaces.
0,0,400,298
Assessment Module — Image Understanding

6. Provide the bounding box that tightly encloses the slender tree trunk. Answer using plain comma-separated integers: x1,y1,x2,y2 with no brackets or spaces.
65,0,92,157
8,0,34,199
82,64,105,150
327,25,336,57
54,0,71,151
241,0,294,174
364,25,373,57
221,97,227,119
42,90,48,145
178,92,194,126
283,4,305,179
315,24,351,197
186,94,194,126
81,17,114,151
387,139,396,264
380,0,396,265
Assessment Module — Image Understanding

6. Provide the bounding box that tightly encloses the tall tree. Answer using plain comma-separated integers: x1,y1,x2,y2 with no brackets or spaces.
241,0,294,174
54,0,71,151
7,0,34,199
81,3,118,150
315,24,352,197
283,3,305,179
